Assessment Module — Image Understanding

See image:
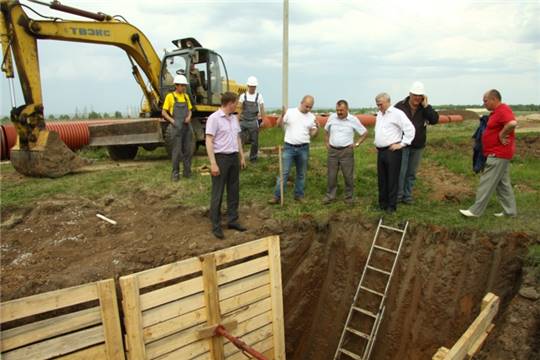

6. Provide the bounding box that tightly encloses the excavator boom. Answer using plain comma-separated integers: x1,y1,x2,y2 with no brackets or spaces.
0,0,164,177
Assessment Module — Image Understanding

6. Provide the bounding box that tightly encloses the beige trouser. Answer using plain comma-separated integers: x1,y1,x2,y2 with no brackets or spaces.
468,156,517,216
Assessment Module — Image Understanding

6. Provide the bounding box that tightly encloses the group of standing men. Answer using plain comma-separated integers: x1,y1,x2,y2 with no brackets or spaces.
162,74,518,239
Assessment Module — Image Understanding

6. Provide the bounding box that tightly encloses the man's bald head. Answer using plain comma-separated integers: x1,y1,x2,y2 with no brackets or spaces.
299,95,314,113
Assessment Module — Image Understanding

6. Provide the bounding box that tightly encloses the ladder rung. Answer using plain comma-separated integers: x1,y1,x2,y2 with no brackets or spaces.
340,348,363,360
352,306,377,318
373,244,398,254
379,224,405,233
346,326,371,340
366,265,391,276
360,286,384,297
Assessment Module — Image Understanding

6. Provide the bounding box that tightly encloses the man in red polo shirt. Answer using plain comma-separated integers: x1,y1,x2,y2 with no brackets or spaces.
460,89,518,217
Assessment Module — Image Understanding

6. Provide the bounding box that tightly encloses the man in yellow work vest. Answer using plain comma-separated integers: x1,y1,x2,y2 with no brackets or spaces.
162,74,193,181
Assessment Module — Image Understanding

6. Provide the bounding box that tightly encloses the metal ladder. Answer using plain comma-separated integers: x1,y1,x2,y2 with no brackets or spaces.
333,218,409,360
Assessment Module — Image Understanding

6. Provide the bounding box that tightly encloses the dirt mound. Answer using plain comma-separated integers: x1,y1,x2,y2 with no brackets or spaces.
438,110,480,120
0,191,275,301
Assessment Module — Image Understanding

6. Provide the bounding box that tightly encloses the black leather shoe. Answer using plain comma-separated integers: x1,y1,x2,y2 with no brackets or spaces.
228,222,247,232
212,228,225,239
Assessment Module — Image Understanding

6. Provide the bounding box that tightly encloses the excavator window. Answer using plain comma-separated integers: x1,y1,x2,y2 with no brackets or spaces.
160,54,187,96
208,52,229,105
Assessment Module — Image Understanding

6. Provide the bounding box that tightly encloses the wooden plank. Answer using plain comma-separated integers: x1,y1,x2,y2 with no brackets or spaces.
55,344,107,360
224,311,272,346
145,323,207,359
225,336,274,360
2,326,104,360
140,275,204,311
219,270,270,301
142,270,269,330
120,275,147,360
262,347,275,360
221,285,271,316
0,283,98,323
0,307,101,352
202,254,225,360
143,306,207,343
152,339,209,360
197,320,238,340
222,297,272,324
267,236,286,360
97,279,124,360
433,347,449,360
467,323,495,358
142,292,205,328
136,256,201,289
217,256,269,287
214,237,268,266
442,293,500,360
224,323,273,356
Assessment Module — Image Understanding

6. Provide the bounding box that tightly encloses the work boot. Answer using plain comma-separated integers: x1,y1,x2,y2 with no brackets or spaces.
322,197,334,205
228,222,247,232
212,227,225,239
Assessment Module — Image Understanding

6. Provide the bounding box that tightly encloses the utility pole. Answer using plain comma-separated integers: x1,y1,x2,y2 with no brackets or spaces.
282,0,288,110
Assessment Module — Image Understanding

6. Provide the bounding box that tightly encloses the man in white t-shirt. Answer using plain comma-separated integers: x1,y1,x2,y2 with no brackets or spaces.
323,99,368,205
269,95,318,204
239,76,266,162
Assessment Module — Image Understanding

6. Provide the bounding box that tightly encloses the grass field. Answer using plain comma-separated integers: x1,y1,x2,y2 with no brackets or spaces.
1,120,539,235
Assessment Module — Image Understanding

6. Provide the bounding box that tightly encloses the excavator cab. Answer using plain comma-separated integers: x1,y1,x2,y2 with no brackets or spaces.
160,41,230,108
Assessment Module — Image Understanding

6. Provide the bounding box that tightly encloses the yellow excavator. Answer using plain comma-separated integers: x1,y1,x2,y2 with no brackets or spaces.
0,0,246,177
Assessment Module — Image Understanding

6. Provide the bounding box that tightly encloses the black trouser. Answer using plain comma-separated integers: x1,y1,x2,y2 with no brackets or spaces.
172,124,192,177
377,147,402,210
241,126,259,161
210,153,240,230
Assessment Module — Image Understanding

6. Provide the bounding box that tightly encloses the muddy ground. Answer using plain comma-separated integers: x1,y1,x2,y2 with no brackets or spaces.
1,189,539,359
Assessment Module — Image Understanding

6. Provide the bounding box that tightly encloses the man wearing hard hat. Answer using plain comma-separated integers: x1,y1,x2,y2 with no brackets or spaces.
239,76,266,162
162,74,193,181
394,81,439,204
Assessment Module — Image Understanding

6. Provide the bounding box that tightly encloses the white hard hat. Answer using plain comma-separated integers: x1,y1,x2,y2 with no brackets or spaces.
409,81,425,95
174,74,188,85
246,76,258,86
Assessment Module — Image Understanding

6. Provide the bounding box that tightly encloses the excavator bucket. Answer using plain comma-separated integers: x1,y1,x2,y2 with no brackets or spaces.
10,130,90,178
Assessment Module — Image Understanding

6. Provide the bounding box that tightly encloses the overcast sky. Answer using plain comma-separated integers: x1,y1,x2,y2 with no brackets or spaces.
1,0,539,116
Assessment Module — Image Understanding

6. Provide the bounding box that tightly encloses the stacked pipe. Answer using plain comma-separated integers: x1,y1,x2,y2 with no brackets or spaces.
0,119,125,160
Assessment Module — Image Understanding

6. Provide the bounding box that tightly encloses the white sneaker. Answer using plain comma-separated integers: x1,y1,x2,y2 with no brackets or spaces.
459,209,479,217
494,212,516,217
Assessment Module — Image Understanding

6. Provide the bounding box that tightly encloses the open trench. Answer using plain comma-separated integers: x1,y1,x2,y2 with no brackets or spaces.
277,214,533,360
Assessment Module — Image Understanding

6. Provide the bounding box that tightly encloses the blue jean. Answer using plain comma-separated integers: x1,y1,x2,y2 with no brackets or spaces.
274,143,309,199
398,147,424,201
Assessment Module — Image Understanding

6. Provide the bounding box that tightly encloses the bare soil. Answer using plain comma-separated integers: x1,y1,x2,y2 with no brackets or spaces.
1,192,538,359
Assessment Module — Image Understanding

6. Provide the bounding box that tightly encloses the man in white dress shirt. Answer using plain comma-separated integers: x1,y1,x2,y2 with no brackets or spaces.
323,99,368,205
374,93,415,213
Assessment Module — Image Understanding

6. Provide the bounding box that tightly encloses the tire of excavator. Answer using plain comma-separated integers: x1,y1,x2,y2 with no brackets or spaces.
107,145,138,161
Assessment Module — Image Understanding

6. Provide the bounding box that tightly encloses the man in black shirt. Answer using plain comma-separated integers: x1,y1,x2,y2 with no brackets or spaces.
394,81,439,204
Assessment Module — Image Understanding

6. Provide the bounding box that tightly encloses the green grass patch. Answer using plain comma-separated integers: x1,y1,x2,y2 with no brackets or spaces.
1,123,539,236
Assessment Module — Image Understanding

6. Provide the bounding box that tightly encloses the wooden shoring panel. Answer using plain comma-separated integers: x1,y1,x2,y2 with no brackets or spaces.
223,323,273,356
0,279,124,360
120,236,285,360
202,254,225,360
432,292,500,360
267,235,286,360
226,336,274,360
55,344,107,359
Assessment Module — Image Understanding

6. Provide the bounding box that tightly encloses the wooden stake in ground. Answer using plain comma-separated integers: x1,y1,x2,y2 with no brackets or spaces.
278,146,284,206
